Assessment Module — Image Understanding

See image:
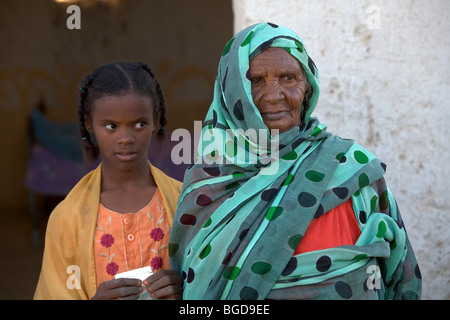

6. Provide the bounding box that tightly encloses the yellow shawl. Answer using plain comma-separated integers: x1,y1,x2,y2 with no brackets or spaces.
34,162,182,300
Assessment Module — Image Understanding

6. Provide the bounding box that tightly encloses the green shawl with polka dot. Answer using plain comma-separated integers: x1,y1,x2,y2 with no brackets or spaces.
169,22,421,300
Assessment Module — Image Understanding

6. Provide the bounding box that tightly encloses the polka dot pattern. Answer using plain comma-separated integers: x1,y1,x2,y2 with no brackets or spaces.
233,99,245,121
305,170,325,182
223,266,240,280
359,173,370,189
186,268,195,283
335,281,353,299
298,192,317,207
180,214,196,226
196,194,212,206
281,257,297,276
282,174,294,186
240,31,254,47
265,206,283,221
171,137,422,299
251,261,272,275
203,167,220,176
222,252,232,265
240,286,259,300
203,218,212,229
332,187,349,199
282,150,298,161
261,188,277,201
314,204,324,218
316,255,332,272
222,37,235,56
376,221,387,238
169,22,421,300
225,140,238,158
199,244,212,259
288,234,303,250
354,150,369,164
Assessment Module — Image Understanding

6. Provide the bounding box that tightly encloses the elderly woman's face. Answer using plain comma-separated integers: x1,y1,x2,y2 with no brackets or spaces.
249,47,308,133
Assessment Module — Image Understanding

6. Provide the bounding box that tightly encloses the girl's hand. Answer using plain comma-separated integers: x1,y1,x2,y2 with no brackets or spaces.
143,270,183,300
91,278,143,300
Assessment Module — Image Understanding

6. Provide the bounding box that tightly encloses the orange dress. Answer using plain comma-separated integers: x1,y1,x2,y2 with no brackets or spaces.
93,189,170,287
294,199,360,255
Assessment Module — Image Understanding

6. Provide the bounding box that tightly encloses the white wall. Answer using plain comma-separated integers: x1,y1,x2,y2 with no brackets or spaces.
233,0,450,300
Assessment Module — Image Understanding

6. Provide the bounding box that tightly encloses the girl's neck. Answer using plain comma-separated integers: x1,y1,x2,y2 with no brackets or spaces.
100,160,155,191
99,160,158,213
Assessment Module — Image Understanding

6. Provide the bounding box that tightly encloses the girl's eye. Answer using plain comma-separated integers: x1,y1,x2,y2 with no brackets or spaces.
135,122,146,129
105,124,116,130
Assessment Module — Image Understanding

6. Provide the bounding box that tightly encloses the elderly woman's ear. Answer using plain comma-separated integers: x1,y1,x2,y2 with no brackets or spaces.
301,84,314,123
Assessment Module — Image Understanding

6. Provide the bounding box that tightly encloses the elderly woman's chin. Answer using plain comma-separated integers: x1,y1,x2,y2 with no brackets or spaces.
261,112,301,134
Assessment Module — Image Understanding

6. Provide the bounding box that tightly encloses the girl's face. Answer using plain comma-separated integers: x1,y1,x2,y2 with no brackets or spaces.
85,93,157,171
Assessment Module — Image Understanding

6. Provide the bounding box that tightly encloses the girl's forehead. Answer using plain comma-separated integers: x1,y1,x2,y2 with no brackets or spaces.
91,94,153,118
93,93,151,105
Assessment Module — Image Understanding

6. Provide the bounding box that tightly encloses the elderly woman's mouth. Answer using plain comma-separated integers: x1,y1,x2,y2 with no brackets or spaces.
261,111,288,120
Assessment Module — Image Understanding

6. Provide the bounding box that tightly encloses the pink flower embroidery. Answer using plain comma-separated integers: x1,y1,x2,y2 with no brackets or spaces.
151,256,163,271
100,233,114,248
106,261,119,276
150,227,164,241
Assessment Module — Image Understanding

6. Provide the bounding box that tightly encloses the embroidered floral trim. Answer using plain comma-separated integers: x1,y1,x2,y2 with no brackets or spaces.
147,196,170,271
101,233,114,248
151,256,163,270
96,216,118,276
150,227,164,241
106,261,119,276
94,191,170,282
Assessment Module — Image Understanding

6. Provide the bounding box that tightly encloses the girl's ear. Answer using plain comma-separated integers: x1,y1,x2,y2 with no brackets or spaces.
152,110,161,134
84,113,93,133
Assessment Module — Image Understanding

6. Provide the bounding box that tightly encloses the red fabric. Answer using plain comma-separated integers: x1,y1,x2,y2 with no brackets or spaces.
294,199,360,255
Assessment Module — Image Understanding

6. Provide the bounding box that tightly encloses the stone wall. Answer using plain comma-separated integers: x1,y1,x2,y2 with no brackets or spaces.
233,0,450,299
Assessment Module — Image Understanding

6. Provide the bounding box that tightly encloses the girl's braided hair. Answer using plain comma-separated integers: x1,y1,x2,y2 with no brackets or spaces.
78,62,167,161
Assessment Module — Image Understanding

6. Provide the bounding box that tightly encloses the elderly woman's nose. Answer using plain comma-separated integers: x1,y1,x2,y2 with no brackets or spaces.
262,82,284,102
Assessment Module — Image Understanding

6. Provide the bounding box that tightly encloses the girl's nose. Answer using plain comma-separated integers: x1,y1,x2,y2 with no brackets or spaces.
118,129,135,144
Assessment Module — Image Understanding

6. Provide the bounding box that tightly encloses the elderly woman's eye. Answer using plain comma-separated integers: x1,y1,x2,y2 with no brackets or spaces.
251,78,262,85
284,74,295,81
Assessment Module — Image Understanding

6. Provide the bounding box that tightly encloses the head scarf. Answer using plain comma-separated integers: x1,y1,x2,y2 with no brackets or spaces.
169,22,421,300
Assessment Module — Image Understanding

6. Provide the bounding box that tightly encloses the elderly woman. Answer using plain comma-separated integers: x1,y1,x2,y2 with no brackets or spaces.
169,22,421,300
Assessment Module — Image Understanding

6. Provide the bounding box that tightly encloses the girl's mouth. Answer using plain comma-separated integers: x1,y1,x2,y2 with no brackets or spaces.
116,151,137,161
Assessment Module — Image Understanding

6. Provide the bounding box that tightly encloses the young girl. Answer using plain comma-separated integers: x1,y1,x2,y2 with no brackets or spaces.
34,62,183,300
